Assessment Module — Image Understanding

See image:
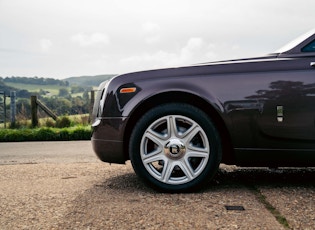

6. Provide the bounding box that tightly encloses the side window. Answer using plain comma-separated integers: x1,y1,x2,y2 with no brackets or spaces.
302,40,315,52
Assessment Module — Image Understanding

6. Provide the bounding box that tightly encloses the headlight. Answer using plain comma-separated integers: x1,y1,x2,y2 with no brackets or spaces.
91,118,101,127
97,78,112,117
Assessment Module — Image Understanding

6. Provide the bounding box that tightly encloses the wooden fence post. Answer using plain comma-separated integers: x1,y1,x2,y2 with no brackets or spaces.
89,90,95,122
0,91,6,128
31,95,57,127
31,95,38,127
10,91,16,126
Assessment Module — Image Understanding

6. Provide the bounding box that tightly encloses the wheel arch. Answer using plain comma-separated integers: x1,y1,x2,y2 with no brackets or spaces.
123,91,235,164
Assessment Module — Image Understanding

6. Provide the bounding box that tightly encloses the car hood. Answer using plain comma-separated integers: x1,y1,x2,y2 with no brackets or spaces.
110,53,294,85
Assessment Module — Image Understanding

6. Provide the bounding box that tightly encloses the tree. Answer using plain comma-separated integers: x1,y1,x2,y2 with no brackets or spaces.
17,89,31,98
71,85,85,94
58,88,69,97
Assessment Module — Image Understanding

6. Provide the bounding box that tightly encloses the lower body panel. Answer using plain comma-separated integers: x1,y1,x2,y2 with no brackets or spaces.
235,148,315,167
91,117,128,164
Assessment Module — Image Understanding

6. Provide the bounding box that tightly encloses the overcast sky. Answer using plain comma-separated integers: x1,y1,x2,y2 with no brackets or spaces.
0,0,314,79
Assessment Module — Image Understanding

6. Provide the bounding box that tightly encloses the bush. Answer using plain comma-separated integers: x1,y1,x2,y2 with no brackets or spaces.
0,126,91,142
56,116,71,128
58,128,70,141
37,128,57,141
70,126,91,140
9,120,30,129
0,128,36,141
44,118,55,128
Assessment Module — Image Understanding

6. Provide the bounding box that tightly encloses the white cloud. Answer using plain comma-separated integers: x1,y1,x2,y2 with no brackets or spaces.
179,37,205,63
120,37,214,71
40,39,53,53
71,33,110,47
119,51,172,72
118,37,253,73
1,0,315,78
142,22,161,44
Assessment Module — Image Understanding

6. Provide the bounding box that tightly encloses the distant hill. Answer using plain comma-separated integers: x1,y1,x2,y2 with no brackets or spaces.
0,75,117,98
0,79,17,95
2,76,68,86
64,74,116,87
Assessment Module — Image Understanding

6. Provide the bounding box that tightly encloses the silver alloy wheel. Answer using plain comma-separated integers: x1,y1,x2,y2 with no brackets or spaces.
140,115,210,185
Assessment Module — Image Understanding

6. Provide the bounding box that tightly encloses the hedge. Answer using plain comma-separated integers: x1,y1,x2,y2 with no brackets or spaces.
0,126,92,142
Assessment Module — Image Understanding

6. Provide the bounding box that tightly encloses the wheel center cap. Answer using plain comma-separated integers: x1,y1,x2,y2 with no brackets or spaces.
164,139,186,159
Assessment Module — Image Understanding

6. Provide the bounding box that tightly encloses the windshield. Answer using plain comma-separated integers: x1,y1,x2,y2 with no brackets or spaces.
275,29,315,53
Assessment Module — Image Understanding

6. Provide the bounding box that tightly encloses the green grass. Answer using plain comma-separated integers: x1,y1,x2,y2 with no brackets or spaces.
0,114,92,142
0,114,90,128
0,126,92,142
5,82,66,95
249,186,292,230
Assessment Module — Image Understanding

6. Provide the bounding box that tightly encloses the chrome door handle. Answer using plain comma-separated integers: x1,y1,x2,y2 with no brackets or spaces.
311,62,315,67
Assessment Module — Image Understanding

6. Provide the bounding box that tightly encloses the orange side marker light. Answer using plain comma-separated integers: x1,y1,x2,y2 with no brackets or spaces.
120,87,137,93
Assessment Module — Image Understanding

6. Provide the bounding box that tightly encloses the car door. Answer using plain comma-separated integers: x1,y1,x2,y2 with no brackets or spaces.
256,57,315,143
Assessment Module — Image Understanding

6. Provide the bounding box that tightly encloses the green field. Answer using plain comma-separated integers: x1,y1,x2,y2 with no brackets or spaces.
5,82,66,96
0,114,90,129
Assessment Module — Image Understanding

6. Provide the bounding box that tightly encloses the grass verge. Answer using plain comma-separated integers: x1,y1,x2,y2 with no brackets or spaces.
0,126,91,142
249,186,292,230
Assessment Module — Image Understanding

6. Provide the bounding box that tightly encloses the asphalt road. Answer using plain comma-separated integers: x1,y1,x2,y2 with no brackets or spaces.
0,141,98,165
1,141,315,229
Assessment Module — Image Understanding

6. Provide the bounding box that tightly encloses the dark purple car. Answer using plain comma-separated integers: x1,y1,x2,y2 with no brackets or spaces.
91,30,315,192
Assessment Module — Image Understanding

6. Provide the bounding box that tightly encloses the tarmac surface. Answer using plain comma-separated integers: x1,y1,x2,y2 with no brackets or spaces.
0,141,315,229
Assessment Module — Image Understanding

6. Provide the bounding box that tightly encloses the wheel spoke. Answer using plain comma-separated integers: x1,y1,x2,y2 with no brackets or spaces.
186,149,209,159
182,125,202,145
143,129,165,147
179,160,194,179
161,159,174,182
167,116,178,138
142,149,164,164
180,122,198,138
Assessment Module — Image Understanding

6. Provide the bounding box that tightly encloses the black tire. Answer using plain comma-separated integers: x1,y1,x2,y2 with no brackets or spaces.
129,103,222,192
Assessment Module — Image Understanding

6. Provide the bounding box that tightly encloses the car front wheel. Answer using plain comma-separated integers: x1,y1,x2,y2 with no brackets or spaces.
129,103,222,192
